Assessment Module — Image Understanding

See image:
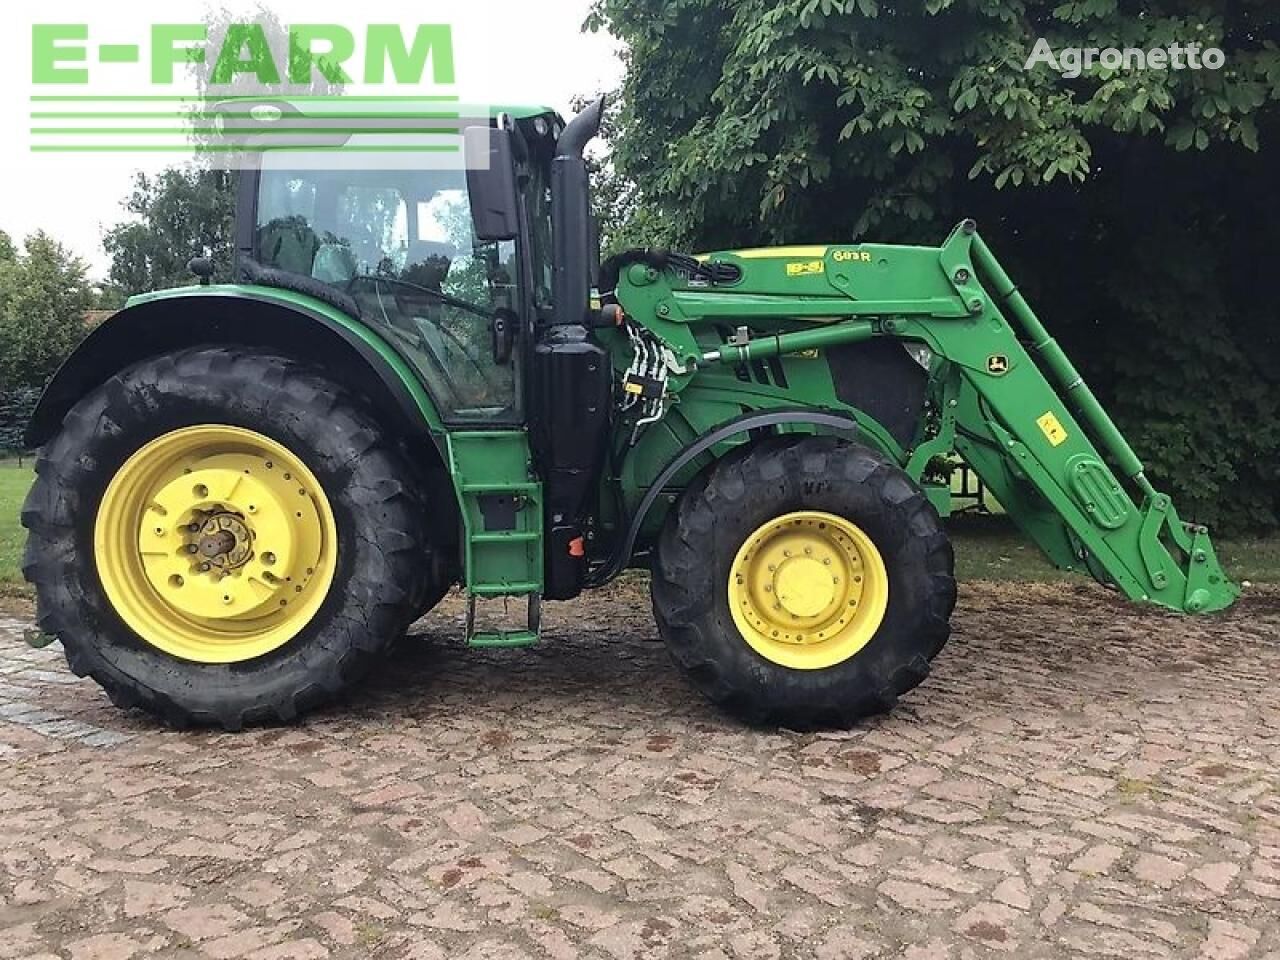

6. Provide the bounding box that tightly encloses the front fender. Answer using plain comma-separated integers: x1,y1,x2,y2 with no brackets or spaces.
27,285,446,449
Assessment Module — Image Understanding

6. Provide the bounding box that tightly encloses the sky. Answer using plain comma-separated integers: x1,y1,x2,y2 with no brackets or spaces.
0,1,623,280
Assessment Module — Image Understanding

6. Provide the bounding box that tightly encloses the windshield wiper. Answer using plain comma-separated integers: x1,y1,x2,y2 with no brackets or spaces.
351,273,495,320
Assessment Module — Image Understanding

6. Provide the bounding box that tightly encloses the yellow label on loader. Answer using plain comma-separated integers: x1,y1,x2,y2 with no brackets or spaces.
786,260,825,277
1037,412,1069,447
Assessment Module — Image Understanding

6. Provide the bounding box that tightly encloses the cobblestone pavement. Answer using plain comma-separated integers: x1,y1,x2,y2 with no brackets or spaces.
1,580,1278,960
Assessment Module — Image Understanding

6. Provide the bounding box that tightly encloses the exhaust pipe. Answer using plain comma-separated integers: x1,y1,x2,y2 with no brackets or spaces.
551,97,605,327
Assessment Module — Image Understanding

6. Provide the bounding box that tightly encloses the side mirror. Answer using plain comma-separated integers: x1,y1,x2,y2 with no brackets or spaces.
465,127,520,242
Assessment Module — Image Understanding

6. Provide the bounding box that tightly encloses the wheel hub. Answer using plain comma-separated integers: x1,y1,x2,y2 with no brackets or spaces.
728,511,889,670
194,513,251,569
774,556,836,618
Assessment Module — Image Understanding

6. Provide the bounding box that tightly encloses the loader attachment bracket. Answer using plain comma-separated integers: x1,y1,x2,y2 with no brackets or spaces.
1137,496,1232,613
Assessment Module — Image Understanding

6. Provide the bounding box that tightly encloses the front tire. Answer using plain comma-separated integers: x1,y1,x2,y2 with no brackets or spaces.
652,436,956,728
22,347,430,729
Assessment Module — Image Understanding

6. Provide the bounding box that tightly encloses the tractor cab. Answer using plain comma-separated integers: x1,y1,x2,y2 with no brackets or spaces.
234,104,571,426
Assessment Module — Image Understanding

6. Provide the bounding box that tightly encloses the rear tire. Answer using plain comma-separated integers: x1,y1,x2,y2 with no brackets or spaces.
22,346,430,729
652,436,956,728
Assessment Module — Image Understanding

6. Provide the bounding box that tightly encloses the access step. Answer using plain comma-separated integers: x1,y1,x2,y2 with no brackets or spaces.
465,592,541,649
470,582,541,597
469,630,539,649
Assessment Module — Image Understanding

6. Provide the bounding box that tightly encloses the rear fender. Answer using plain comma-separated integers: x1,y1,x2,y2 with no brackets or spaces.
27,285,446,449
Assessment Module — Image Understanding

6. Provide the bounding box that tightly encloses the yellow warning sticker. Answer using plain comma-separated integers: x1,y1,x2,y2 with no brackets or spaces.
786,260,825,277
1037,412,1069,447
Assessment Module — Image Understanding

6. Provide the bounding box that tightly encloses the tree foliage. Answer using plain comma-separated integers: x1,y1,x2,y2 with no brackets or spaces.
0,386,39,453
591,0,1280,531
0,232,94,394
102,167,237,298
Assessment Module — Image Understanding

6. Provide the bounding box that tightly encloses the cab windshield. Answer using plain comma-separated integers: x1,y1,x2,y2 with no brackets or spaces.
255,162,520,422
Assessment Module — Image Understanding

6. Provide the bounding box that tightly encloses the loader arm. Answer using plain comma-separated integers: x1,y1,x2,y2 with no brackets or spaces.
611,221,1238,615
916,222,1238,613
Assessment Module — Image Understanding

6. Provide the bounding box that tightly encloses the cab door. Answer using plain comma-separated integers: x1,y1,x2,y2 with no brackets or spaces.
253,157,525,425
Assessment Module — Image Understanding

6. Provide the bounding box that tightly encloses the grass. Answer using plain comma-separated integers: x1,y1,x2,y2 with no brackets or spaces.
0,464,1276,604
0,463,33,597
947,513,1070,582
947,511,1280,586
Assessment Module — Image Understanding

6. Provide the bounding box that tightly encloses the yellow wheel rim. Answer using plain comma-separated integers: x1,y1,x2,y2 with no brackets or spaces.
94,426,338,664
728,511,889,671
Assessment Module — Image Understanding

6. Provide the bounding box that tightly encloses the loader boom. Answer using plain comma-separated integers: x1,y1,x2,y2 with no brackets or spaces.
609,220,1238,615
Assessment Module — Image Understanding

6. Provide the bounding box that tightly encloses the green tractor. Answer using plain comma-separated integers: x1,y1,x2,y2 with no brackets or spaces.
21,98,1237,729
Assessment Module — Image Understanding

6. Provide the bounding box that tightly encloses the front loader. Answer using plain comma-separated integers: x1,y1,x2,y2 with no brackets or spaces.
21,97,1237,729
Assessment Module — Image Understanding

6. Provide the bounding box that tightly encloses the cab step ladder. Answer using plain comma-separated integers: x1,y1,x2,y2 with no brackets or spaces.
445,431,544,648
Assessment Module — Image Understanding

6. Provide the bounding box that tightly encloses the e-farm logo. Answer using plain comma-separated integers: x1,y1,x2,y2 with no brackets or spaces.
32,23,455,87
28,21,466,167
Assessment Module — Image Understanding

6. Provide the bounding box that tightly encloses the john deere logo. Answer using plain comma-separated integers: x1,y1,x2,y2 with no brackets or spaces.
987,355,1010,376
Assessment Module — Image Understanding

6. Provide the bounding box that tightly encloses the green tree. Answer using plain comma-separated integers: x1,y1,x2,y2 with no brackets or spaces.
102,167,237,297
591,0,1280,531
0,230,15,263
0,232,94,392
0,386,39,453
